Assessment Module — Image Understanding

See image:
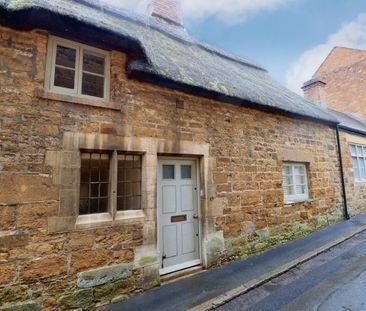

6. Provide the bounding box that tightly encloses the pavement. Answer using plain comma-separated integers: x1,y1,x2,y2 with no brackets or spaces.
105,214,366,311
218,227,366,311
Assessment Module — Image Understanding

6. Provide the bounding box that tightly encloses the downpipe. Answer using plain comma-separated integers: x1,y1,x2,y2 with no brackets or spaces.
336,124,350,220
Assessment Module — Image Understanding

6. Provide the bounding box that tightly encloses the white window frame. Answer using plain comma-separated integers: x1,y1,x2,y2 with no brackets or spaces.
350,143,366,183
282,162,309,203
45,36,110,101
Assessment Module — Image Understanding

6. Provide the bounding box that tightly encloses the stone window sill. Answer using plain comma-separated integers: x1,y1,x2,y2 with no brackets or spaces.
35,88,121,111
75,213,113,230
284,198,314,206
74,210,146,231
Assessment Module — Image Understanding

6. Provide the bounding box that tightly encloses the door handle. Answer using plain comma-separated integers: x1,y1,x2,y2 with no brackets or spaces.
193,213,199,219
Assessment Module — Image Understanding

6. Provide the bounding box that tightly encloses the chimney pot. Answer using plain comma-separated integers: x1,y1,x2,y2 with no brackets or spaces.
150,0,183,27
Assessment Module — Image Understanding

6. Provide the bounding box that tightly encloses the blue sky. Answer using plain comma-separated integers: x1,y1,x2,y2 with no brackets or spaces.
105,0,366,94
184,0,366,93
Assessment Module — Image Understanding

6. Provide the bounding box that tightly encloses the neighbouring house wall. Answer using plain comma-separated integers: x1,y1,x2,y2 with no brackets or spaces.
0,26,344,310
305,48,366,119
340,131,366,216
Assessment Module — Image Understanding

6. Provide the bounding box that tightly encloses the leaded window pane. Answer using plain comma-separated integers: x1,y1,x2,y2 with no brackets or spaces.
117,154,142,211
79,152,110,215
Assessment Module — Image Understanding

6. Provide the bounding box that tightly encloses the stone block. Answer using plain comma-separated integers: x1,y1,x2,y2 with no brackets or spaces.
48,216,76,234
0,232,29,249
71,249,114,274
142,264,160,290
18,202,58,229
0,263,16,285
0,301,41,311
0,207,16,231
241,191,261,206
57,289,93,310
20,256,67,281
0,175,58,205
77,263,133,288
0,286,31,305
59,189,78,216
203,231,225,267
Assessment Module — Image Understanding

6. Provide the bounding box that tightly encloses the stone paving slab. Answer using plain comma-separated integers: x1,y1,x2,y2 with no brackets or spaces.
105,215,366,311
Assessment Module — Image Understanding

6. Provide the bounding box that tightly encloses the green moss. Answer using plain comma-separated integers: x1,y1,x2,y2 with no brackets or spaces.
57,289,93,310
138,257,157,266
7,0,38,11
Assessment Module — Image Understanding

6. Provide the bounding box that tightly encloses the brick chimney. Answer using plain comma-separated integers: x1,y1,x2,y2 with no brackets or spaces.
149,0,183,27
302,77,327,106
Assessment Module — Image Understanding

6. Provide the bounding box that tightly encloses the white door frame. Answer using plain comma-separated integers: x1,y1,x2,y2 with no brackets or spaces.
157,157,203,275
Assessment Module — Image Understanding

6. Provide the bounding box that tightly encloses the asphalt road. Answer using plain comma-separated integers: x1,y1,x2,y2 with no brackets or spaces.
218,230,366,311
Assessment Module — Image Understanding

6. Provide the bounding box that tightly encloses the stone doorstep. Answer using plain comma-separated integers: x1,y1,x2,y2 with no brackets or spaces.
189,225,366,311
160,265,205,284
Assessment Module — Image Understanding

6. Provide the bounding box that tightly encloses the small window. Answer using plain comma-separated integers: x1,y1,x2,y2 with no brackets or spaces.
117,154,142,211
350,143,366,182
47,36,110,100
282,163,309,203
181,165,192,179
163,165,175,179
79,152,110,215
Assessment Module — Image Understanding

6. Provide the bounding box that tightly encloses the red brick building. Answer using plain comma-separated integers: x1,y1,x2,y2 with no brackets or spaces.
303,47,366,119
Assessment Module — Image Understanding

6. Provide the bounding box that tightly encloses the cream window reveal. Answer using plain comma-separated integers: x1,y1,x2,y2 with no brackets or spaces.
282,163,309,203
46,36,110,100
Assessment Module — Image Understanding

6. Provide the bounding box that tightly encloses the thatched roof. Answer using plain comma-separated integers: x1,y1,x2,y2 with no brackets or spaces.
0,0,338,124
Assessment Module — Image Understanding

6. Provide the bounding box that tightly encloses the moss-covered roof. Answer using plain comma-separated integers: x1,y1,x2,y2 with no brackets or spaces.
0,0,338,123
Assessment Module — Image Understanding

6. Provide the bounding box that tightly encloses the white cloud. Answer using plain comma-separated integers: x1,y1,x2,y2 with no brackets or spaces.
286,13,366,94
183,0,289,24
97,0,290,23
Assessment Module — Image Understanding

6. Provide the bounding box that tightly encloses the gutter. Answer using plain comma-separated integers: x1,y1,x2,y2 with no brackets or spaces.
338,124,366,137
336,124,350,220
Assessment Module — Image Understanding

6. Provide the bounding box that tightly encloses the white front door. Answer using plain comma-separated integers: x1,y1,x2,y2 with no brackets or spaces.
158,158,201,275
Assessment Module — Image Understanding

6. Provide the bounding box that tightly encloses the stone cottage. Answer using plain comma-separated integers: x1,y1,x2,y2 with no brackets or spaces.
0,0,347,309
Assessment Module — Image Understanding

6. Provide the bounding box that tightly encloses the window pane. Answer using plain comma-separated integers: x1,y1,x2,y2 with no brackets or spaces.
163,165,175,179
54,67,75,89
90,199,99,214
126,168,140,182
294,165,305,175
357,146,363,156
283,185,294,196
350,145,357,156
359,158,366,179
132,182,141,196
100,183,109,197
99,198,108,212
117,153,142,211
133,155,142,168
125,182,132,196
132,196,141,210
80,183,89,199
91,184,99,198
56,45,76,68
125,155,134,168
83,51,105,75
295,184,306,195
79,199,89,215
352,157,360,180
91,168,99,182
282,165,291,175
295,175,305,185
181,165,192,179
79,152,109,215
82,73,104,98
283,176,292,186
